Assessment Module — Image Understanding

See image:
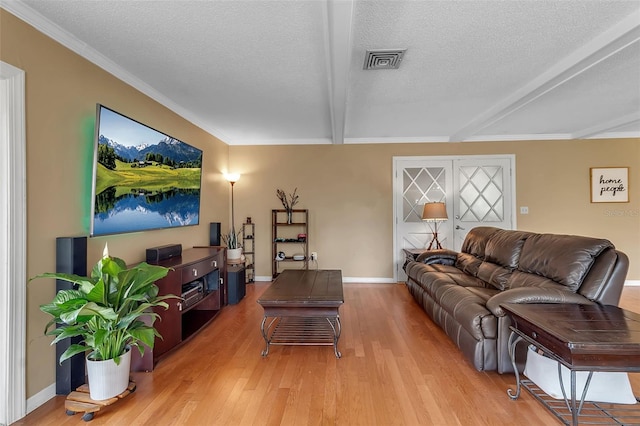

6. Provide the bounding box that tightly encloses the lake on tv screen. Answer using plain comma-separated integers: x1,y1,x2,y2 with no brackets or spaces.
93,187,200,235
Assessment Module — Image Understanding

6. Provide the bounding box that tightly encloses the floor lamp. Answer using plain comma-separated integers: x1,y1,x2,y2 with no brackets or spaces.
224,173,240,245
422,202,448,250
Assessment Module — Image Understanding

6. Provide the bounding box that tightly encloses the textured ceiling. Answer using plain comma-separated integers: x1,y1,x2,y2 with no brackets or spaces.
4,0,640,145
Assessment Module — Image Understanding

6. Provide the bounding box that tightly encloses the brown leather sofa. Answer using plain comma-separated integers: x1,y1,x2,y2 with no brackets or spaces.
404,226,629,373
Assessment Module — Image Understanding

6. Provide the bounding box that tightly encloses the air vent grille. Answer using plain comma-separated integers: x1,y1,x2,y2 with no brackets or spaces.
363,49,406,70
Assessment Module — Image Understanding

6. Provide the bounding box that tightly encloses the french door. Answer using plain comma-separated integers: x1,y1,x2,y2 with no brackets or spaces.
393,155,516,281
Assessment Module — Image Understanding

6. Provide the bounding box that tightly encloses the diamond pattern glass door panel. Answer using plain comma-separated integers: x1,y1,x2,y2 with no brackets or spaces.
396,160,453,282
402,167,446,223
452,158,513,251
458,166,505,222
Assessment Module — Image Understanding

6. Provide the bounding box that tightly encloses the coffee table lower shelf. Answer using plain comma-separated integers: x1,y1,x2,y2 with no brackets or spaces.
518,378,640,425
260,316,341,358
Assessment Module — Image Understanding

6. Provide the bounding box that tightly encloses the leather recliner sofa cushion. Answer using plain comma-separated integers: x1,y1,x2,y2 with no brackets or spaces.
514,234,614,291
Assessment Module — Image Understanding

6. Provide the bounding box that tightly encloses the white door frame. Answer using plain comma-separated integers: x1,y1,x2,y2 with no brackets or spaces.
0,61,27,425
392,154,516,282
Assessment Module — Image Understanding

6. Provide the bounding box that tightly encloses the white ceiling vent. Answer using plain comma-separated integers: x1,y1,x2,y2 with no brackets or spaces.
363,49,407,70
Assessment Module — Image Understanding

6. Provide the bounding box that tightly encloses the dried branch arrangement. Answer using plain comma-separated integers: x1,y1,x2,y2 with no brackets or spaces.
276,188,299,211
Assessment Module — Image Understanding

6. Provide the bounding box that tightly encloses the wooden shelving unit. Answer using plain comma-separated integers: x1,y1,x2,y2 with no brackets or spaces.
272,209,308,278
242,222,255,283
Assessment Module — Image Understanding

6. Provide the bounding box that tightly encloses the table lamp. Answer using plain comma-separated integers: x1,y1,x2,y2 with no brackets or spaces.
422,202,448,249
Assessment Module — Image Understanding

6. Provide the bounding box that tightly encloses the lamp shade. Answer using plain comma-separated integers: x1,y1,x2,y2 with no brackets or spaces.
422,202,448,221
224,173,240,183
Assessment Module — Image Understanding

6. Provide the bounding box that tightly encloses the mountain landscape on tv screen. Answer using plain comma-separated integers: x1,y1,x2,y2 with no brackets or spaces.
91,128,202,236
98,135,201,164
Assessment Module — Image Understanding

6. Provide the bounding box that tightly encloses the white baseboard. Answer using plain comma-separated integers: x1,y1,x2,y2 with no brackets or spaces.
342,277,396,283
26,382,55,415
258,276,640,285
256,274,396,283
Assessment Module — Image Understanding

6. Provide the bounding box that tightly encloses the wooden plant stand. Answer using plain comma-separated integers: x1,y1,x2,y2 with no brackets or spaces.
65,381,136,421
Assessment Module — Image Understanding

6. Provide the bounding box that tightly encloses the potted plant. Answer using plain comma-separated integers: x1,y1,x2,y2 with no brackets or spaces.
222,229,242,260
32,244,175,400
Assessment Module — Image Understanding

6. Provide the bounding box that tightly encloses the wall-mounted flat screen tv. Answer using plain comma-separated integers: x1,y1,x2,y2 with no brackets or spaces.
90,104,203,237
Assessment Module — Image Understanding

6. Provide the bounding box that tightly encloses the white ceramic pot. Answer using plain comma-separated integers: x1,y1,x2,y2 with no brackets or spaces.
227,248,242,260
86,347,131,400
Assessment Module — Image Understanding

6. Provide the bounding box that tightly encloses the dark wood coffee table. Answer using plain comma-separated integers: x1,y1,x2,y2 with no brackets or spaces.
257,269,343,358
502,303,640,426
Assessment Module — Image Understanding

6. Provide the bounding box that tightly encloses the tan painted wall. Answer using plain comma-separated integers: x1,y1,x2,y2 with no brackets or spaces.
230,140,639,281
1,11,230,399
3,9,639,404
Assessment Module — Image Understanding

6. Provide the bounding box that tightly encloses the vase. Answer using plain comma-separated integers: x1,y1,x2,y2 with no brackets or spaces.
86,347,131,400
227,248,242,260
287,209,293,224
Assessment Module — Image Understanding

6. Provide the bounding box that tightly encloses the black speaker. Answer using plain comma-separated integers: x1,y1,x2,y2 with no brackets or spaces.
205,269,220,293
227,265,246,305
55,236,87,394
210,222,221,246
146,243,182,263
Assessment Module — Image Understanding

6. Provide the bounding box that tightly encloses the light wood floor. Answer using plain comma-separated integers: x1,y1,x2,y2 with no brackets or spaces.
15,283,640,425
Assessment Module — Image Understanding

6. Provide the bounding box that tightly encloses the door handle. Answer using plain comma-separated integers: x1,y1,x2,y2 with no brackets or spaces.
455,225,465,230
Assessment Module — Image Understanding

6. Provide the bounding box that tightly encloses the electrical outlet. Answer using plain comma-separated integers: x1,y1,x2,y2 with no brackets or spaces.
311,252,318,261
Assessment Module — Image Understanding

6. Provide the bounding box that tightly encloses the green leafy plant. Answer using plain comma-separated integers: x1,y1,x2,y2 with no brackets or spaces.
32,245,176,365
221,230,241,249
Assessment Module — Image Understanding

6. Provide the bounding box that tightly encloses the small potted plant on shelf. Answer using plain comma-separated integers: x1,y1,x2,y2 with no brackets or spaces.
32,244,175,400
222,229,242,260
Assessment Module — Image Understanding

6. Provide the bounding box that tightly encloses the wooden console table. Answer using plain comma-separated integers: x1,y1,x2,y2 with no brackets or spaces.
502,303,640,426
257,269,343,358
132,247,225,371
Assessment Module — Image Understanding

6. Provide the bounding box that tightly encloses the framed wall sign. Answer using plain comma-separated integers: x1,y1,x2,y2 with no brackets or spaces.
590,167,629,203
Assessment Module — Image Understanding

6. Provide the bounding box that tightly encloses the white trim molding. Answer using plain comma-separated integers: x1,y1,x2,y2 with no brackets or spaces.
26,383,55,416
343,277,397,284
262,277,639,285
256,275,396,284
0,60,27,425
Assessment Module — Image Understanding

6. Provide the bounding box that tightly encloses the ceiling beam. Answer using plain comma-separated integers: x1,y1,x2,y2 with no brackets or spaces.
449,12,640,143
323,0,355,145
572,112,640,139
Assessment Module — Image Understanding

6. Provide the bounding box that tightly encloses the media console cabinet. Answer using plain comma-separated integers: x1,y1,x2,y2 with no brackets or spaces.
132,246,226,371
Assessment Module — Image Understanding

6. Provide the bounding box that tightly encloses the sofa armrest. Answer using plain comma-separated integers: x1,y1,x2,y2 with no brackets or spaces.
416,249,458,266
486,287,594,317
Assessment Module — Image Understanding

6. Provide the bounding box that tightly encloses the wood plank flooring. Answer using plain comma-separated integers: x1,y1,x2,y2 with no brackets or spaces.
15,283,640,425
